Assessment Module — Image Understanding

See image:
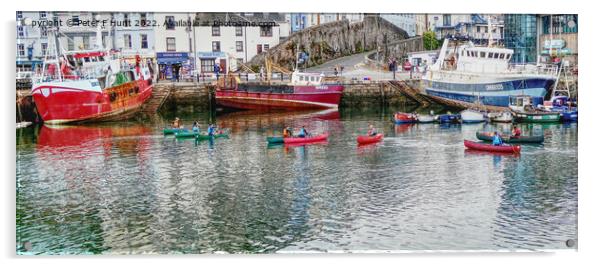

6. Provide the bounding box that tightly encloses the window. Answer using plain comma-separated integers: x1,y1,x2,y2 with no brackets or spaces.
68,38,74,50
480,52,486,58
140,13,147,26
16,11,22,20
166,37,176,51
39,12,46,19
494,53,499,59
41,27,47,37
256,44,262,54
487,53,493,59
212,41,220,52
83,35,90,49
17,44,25,56
201,59,214,73
443,14,451,26
123,13,130,27
236,41,243,52
124,34,131,48
165,16,175,30
41,43,47,55
72,15,80,25
235,26,243,36
141,34,148,49
260,26,272,37
263,44,269,51
17,26,24,37
212,26,220,36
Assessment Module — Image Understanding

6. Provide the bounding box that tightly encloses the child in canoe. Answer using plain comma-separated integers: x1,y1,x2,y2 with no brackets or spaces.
192,122,200,133
367,125,378,136
493,132,504,146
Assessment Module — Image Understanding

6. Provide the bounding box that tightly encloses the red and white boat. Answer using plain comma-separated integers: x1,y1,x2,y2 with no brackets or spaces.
216,70,344,110
31,28,154,124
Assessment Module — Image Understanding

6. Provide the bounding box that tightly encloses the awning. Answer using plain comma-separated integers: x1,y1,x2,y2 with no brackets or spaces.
156,52,190,64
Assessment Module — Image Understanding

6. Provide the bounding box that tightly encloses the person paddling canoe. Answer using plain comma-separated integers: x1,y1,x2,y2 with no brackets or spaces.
492,131,504,146
512,125,522,137
192,121,200,133
298,126,308,138
283,126,293,138
172,117,182,128
207,124,215,136
367,124,378,136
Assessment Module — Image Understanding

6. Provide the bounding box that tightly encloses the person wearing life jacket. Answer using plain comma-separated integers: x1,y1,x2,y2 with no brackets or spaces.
298,126,308,138
367,125,378,136
492,131,503,146
512,125,522,137
207,124,215,136
192,121,200,133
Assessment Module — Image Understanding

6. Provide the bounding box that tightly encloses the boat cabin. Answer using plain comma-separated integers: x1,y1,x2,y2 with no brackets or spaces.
454,45,514,74
291,71,325,86
509,95,535,112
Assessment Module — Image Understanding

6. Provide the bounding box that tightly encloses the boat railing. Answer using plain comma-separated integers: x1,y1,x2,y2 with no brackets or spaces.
508,63,558,76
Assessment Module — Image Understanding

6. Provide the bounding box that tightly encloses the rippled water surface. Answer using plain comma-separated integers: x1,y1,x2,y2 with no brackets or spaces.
16,108,578,254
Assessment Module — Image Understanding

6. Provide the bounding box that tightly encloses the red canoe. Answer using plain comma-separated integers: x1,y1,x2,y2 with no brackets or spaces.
357,133,384,145
464,140,521,153
284,133,328,144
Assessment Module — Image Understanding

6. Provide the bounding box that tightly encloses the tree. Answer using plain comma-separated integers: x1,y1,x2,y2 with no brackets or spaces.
423,31,440,51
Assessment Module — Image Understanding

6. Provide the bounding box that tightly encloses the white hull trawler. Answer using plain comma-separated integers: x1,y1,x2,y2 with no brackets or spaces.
422,20,558,109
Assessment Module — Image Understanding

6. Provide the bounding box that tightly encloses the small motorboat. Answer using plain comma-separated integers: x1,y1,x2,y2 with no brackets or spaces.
266,136,284,144
437,114,461,124
476,131,544,143
284,133,328,144
460,109,486,123
464,140,521,153
357,133,384,145
394,112,418,124
488,111,513,123
417,114,435,123
163,128,189,135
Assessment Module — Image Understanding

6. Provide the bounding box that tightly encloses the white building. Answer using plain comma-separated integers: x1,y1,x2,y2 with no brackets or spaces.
427,14,504,45
16,11,54,73
193,13,290,74
112,12,156,63
380,14,417,37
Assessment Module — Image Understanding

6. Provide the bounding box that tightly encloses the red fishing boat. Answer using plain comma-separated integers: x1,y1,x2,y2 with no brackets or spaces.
216,70,344,110
31,28,154,124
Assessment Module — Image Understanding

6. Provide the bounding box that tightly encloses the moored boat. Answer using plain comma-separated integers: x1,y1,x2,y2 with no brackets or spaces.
476,131,544,143
284,133,328,144
394,112,417,124
464,140,521,153
216,70,344,110
460,109,486,123
357,133,384,145
417,114,436,123
488,111,513,123
437,114,461,124
31,26,154,124
509,95,561,123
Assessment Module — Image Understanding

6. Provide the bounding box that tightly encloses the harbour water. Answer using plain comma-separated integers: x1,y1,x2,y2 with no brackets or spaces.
16,107,578,254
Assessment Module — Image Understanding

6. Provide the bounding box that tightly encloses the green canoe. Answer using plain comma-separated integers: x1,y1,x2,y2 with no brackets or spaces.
163,128,188,135
174,131,199,139
476,131,544,143
195,133,229,140
266,136,284,144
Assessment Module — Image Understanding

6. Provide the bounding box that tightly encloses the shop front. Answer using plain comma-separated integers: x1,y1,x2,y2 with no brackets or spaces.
197,52,229,78
156,52,191,81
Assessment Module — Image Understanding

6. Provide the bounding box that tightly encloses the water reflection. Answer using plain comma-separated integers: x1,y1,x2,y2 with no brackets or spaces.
16,108,577,254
